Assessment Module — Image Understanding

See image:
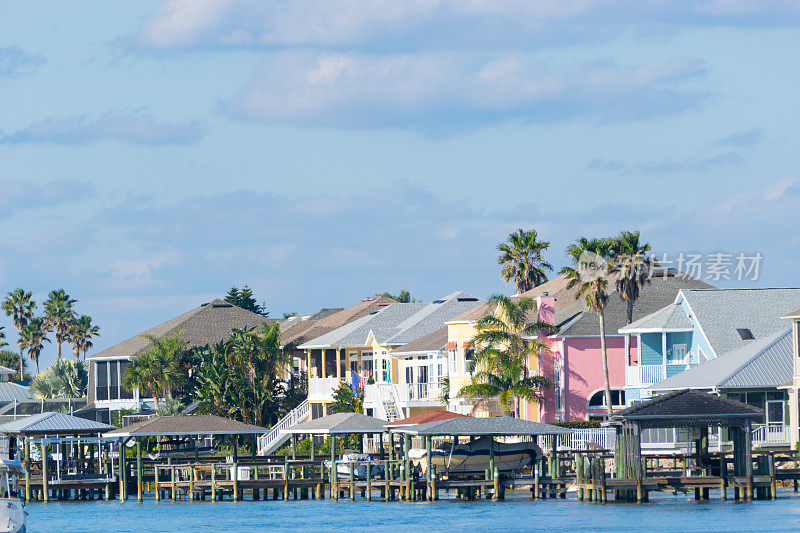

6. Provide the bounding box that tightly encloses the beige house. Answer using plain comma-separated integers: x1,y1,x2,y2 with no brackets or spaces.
784,308,800,447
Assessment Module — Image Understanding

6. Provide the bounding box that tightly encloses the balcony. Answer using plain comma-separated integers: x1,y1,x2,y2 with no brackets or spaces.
308,377,343,401
407,382,444,403
625,364,667,387
752,424,791,447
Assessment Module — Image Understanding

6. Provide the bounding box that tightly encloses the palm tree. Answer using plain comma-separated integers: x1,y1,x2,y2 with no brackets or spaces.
30,359,87,398
2,289,36,379
70,315,100,360
458,295,555,417
43,289,77,360
613,231,655,325
561,237,616,416
18,317,50,375
122,331,187,407
0,326,5,349
497,229,553,294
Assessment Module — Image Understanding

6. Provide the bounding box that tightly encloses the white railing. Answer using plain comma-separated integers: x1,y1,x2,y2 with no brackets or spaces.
256,399,310,456
752,424,791,447
555,428,616,451
406,382,444,401
308,377,342,400
625,364,666,387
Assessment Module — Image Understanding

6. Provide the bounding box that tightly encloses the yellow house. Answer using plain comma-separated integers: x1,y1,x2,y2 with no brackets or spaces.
299,291,483,420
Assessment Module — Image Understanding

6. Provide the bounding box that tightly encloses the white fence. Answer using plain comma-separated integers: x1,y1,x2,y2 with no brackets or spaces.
625,365,666,387
308,377,341,401
537,428,616,452
752,424,791,447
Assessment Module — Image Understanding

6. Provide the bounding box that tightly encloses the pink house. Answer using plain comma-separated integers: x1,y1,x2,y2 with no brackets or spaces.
519,270,711,422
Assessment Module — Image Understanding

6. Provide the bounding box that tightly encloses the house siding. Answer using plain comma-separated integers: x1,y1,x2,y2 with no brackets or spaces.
641,333,663,365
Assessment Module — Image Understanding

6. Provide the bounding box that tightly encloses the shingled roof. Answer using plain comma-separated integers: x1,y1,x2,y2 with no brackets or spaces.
90,299,275,360
385,410,469,427
280,296,396,347
283,412,387,434
104,414,267,437
393,416,573,436
392,326,448,355
611,389,763,420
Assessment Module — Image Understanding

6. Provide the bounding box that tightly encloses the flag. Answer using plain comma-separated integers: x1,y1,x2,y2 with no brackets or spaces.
351,370,362,394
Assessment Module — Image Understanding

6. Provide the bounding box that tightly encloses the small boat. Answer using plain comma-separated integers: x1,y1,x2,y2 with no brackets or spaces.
0,460,26,533
324,453,385,479
411,436,541,477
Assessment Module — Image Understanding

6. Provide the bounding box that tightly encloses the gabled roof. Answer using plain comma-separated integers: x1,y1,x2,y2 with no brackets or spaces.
782,308,800,320
0,382,32,402
557,271,713,337
299,292,483,349
619,303,692,332
391,327,449,356
649,328,793,391
0,412,115,435
90,299,275,360
104,414,267,437
280,297,396,347
385,410,469,427
393,416,573,436
612,389,763,420
283,412,387,434
679,288,800,357
0,366,16,375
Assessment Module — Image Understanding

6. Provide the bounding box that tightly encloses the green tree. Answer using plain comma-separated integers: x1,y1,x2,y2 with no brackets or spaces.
122,331,188,407
43,289,77,360
2,289,36,379
191,323,288,426
457,295,555,416
613,231,655,325
376,290,413,303
30,359,87,398
0,350,29,381
18,317,50,375
330,382,363,414
69,315,100,360
0,326,5,349
560,237,616,416
224,285,268,316
498,229,553,293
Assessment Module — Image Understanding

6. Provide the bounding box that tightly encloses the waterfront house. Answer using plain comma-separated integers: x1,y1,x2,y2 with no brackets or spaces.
279,297,396,377
621,288,800,402
298,291,483,420
784,308,800,447
86,299,274,423
443,270,711,423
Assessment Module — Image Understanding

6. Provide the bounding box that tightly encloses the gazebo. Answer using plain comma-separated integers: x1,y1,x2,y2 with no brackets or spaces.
0,412,116,502
104,414,268,502
607,389,763,496
282,412,388,460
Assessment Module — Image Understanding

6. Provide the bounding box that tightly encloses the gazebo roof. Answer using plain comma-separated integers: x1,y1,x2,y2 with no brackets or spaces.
608,389,762,429
392,416,573,437
283,412,387,435
104,414,268,437
0,412,115,436
385,411,469,427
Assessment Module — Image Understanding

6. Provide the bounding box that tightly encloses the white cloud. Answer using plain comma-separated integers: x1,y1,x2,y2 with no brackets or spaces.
0,46,44,80
222,52,705,128
138,0,800,50
0,111,205,145
107,253,175,279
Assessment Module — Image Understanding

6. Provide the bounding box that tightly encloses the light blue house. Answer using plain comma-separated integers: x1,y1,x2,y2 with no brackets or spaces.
620,288,800,405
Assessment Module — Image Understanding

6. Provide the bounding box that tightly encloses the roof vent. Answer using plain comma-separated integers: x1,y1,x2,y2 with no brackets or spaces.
736,328,755,340
456,297,479,302
433,299,445,304
212,302,233,308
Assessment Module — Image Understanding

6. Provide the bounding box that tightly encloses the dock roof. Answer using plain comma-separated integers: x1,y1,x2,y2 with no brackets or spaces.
104,414,268,437
0,412,115,436
283,412,387,434
385,411,469,427
392,416,573,436
610,389,762,425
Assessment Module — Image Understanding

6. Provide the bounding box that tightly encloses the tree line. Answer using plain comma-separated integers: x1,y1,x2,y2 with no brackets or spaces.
1,288,99,377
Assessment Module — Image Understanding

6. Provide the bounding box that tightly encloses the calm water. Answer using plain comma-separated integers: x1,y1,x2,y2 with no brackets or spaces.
27,490,800,532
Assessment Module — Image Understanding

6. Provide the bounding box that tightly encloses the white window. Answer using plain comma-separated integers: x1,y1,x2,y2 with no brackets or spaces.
588,389,626,409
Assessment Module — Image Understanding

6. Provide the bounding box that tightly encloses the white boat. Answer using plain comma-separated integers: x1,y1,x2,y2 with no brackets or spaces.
0,460,26,533
324,453,385,479
411,436,541,477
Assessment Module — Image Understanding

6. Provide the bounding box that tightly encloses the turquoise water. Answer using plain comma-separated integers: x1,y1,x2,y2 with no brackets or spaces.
27,490,800,532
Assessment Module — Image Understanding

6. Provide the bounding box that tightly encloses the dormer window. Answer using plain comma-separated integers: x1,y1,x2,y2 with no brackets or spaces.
737,328,755,340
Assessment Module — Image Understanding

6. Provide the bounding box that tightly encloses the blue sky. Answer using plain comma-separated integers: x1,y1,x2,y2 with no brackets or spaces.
0,1,798,368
